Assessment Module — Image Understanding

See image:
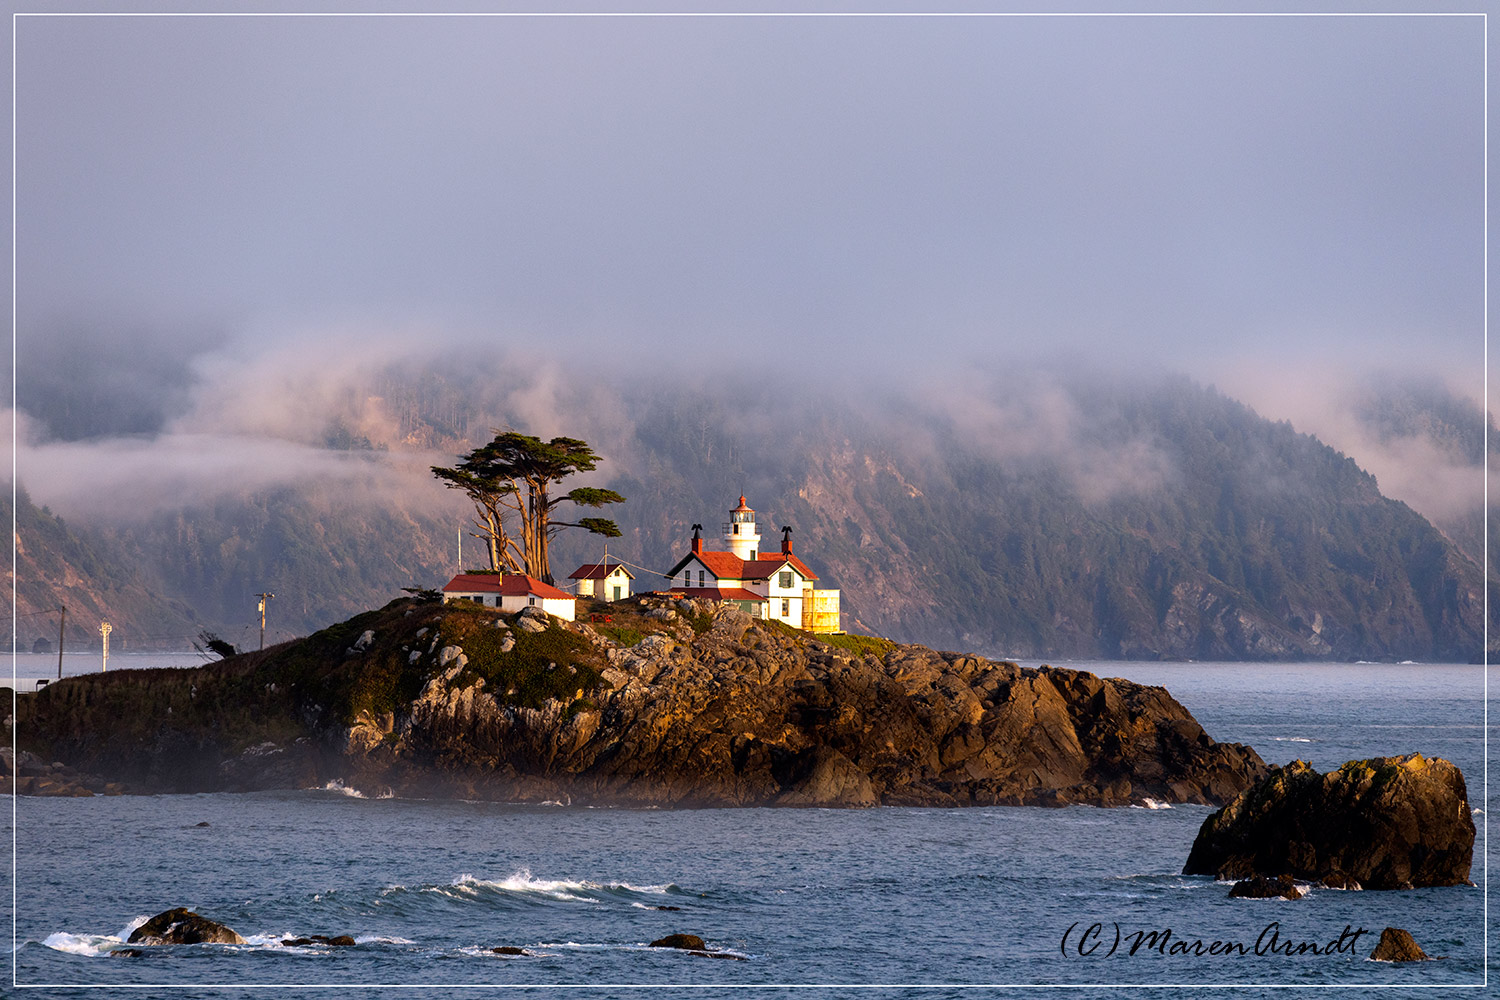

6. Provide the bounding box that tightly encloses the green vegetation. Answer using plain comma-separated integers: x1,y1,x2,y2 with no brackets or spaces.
816,631,897,658
344,648,427,721
758,618,894,657
437,606,606,709
595,624,644,646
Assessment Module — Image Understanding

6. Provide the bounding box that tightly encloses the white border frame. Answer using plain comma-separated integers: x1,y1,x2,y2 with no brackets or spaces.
8,9,1488,995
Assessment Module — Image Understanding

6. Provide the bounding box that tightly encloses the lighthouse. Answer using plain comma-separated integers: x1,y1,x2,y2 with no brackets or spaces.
665,494,841,633
723,495,761,560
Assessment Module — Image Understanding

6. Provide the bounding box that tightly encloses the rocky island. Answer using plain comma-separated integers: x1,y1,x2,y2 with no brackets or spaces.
11,595,1268,807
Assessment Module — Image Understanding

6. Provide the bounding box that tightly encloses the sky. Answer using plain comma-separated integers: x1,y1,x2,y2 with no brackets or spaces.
5,5,1491,523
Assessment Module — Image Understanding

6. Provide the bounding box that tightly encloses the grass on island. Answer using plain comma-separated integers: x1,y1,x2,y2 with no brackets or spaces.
759,618,896,658
437,604,607,710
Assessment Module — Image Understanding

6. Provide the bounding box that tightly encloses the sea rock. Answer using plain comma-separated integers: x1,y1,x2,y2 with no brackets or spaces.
1320,872,1361,890
1183,754,1474,889
650,934,706,950
1370,927,1431,962
492,945,527,955
128,908,246,945
1227,874,1303,899
282,934,355,947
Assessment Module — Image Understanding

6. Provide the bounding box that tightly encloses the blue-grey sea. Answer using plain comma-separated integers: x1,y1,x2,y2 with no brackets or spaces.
7,662,1491,998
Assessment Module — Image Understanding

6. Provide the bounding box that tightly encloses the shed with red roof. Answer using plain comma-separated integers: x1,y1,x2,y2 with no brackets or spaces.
441,573,577,622
568,562,634,602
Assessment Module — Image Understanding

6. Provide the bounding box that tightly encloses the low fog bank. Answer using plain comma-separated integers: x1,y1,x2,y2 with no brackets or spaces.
1214,362,1490,563
11,320,1487,564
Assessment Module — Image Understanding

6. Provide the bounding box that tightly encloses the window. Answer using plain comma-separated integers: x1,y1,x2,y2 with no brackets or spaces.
733,524,739,535
750,549,756,559
528,597,536,606
684,570,691,587
698,569,705,587
779,571,793,589
781,598,790,617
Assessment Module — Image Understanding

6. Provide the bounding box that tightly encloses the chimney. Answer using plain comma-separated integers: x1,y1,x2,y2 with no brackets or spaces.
781,525,793,554
691,523,703,554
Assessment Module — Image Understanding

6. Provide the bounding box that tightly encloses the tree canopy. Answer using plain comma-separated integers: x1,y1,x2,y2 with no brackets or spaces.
432,432,625,584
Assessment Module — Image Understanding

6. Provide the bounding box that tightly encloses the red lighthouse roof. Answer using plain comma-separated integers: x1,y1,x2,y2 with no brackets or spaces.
732,495,753,512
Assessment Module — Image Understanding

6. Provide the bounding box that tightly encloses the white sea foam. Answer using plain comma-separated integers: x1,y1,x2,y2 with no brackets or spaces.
42,932,120,957
242,933,296,949
1135,798,1172,810
378,869,678,906
1272,737,1315,743
319,779,365,798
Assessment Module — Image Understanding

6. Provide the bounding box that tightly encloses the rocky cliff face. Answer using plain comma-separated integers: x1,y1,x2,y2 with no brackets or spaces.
15,596,1268,808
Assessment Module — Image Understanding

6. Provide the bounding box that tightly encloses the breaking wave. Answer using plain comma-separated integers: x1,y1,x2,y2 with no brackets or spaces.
372,869,684,912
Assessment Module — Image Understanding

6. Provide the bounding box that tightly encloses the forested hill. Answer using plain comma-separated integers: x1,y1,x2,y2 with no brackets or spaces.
609,376,1483,662
5,487,203,651
12,373,1486,662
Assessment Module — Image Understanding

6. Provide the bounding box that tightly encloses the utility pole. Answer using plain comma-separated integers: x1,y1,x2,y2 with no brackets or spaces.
99,621,111,672
255,593,274,650
458,526,462,573
56,605,65,680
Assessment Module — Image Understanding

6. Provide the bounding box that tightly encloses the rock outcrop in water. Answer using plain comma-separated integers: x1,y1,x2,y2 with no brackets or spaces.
1183,754,1475,889
1369,928,1433,962
13,596,1268,808
128,908,245,946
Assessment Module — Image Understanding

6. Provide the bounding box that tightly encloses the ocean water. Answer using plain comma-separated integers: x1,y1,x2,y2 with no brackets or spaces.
9,651,206,692
7,662,1490,997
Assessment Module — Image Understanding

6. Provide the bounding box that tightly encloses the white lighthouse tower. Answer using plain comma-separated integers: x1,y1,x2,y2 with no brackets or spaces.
724,495,761,560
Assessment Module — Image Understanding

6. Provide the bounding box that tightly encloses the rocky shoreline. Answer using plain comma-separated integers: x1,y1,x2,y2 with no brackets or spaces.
12,595,1269,808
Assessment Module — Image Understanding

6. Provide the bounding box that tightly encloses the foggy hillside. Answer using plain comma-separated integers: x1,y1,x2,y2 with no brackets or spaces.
10,343,1486,662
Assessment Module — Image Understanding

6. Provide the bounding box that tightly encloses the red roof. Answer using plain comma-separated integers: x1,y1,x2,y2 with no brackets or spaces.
739,553,818,581
732,495,754,513
669,549,749,580
442,573,574,601
569,562,634,581
665,587,767,602
666,549,818,583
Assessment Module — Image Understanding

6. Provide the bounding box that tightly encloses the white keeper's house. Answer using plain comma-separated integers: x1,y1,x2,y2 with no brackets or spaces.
568,562,635,603
663,496,840,633
441,573,578,622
